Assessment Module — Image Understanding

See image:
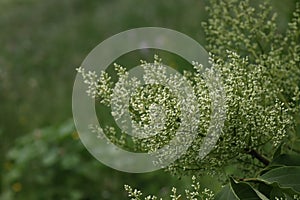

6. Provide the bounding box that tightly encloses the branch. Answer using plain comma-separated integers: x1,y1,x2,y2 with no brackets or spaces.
237,177,262,183
245,148,270,166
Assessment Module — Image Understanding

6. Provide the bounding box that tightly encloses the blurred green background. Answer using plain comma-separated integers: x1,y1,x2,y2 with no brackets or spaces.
0,0,297,199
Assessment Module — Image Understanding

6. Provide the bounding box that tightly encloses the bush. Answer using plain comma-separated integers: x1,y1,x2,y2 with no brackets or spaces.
77,0,300,199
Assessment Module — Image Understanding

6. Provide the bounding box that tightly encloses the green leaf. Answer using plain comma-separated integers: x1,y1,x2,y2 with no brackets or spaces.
215,179,270,200
260,154,300,176
269,186,295,200
255,190,270,200
258,182,273,198
257,182,297,200
259,165,282,176
258,166,300,194
230,178,268,200
215,185,239,200
271,154,300,166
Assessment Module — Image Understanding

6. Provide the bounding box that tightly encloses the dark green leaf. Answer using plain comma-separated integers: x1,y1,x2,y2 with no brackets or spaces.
271,154,300,167
258,166,300,193
259,165,282,176
258,182,272,198
270,186,286,199
269,185,297,200
230,178,268,200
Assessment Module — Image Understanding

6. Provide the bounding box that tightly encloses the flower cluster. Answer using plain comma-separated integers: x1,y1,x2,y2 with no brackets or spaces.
166,50,291,178
124,176,214,200
78,52,291,178
197,0,299,177
76,66,112,106
77,0,299,182
203,0,300,114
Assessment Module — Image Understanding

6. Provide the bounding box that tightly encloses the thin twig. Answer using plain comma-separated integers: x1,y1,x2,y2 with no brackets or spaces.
238,177,262,183
245,148,270,166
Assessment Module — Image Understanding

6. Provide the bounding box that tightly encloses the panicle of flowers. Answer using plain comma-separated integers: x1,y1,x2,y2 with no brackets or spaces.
79,51,292,178
170,187,181,200
125,176,214,200
184,176,214,200
77,0,299,181
88,124,104,139
166,46,292,178
76,66,112,106
203,0,300,114
167,0,300,178
124,185,143,200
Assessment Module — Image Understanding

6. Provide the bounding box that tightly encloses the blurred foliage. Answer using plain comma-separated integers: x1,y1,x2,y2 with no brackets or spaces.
0,0,298,199
0,1,209,198
1,119,203,199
